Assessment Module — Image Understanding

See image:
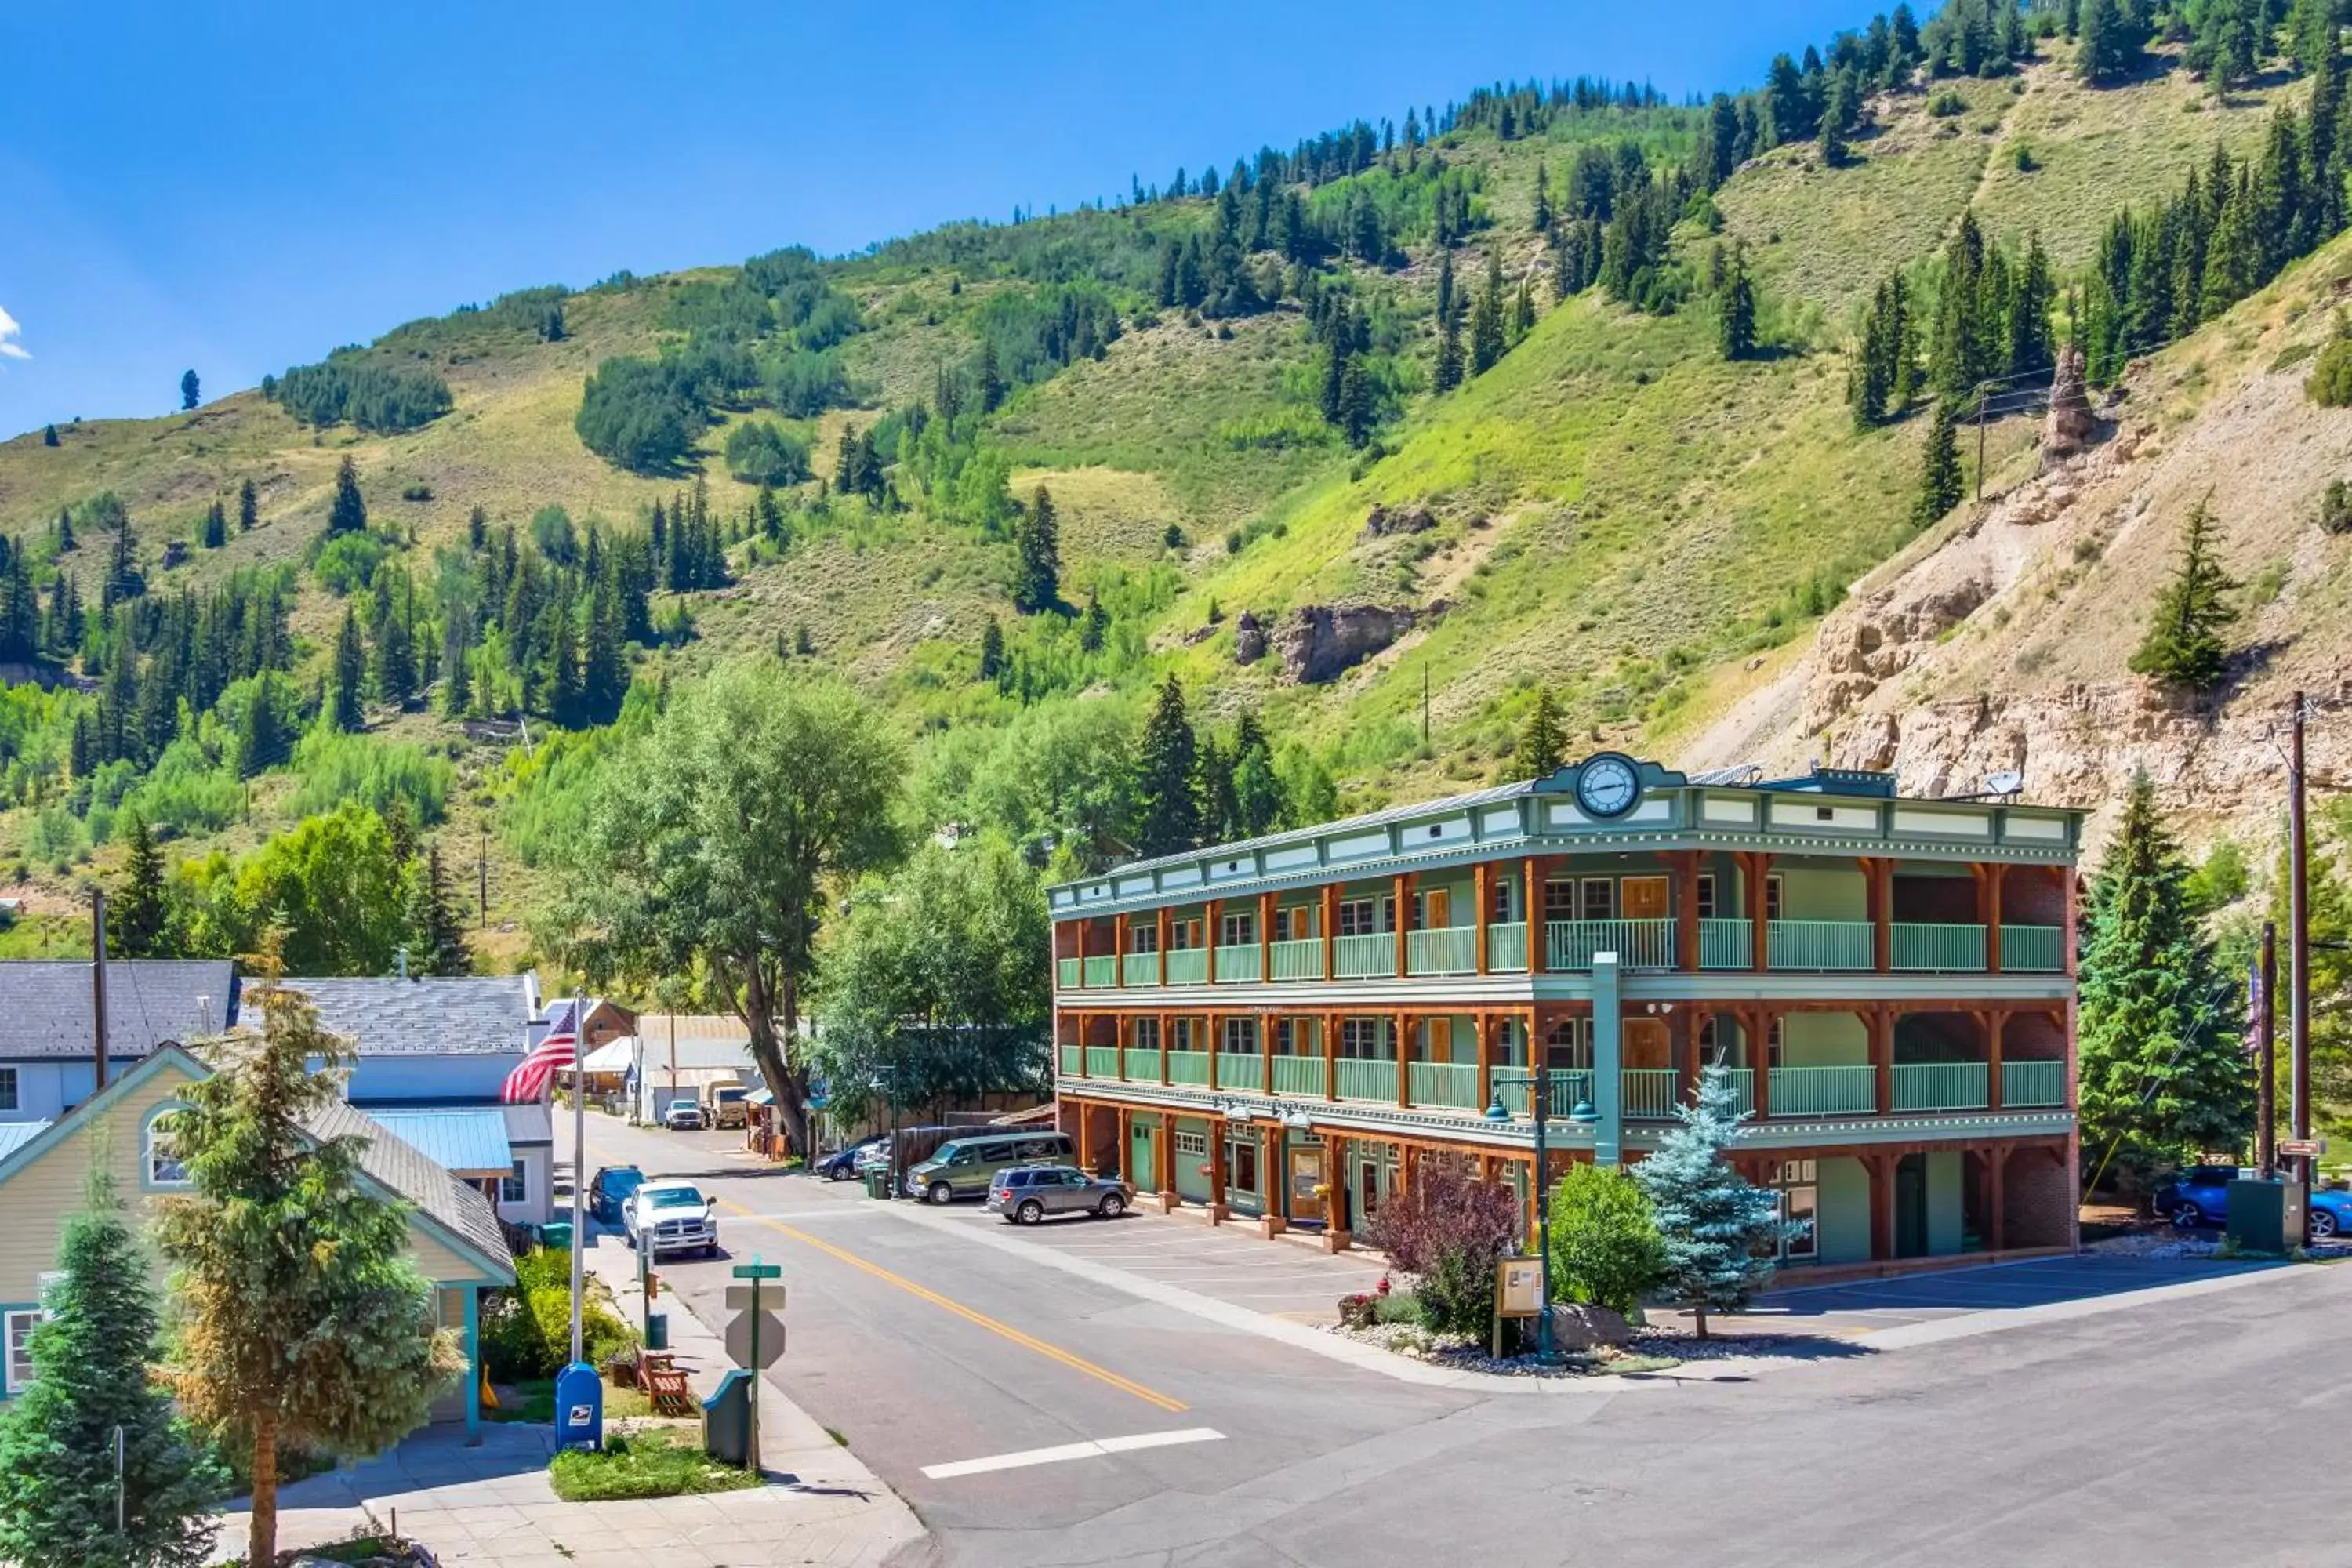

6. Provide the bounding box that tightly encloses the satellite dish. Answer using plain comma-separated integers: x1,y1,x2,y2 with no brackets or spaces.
1984,770,2025,798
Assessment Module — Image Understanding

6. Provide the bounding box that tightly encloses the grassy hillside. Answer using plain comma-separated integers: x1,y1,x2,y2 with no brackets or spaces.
0,24,2331,964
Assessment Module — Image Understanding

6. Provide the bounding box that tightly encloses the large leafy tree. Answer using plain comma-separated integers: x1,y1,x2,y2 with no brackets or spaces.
554,662,905,1155
1548,1163,1666,1318
2078,771,2252,1186
815,833,1051,1121
1632,1065,1787,1337
155,963,463,1568
0,1169,222,1568
1011,485,1061,615
174,803,408,975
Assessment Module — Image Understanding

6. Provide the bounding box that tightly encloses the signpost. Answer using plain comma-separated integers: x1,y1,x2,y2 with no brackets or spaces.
726,1258,786,1472
2280,1138,2327,1160
1491,1257,1544,1358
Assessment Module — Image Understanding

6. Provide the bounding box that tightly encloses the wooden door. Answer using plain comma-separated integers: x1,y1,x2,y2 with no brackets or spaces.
1288,1145,1327,1225
1621,875,1669,920
1425,888,1451,928
1624,1018,1671,1069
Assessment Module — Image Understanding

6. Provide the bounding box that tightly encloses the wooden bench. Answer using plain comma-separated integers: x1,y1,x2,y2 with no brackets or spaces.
644,1364,695,1417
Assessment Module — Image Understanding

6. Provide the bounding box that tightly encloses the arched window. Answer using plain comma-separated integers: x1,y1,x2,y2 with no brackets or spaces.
143,1105,191,1189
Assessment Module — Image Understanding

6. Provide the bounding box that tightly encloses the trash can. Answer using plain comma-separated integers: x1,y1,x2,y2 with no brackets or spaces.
865,1167,890,1200
645,1311,670,1352
540,1221,575,1254
702,1367,755,1468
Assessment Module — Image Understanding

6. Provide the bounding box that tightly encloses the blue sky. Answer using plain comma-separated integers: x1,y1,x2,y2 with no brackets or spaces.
0,1,1867,439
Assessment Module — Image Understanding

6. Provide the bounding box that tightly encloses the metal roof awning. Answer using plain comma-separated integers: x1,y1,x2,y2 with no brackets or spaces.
746,1087,775,1106
579,1038,634,1074
0,1120,53,1160
365,1107,515,1178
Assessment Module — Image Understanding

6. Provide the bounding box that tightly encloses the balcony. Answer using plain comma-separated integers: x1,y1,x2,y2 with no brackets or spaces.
1700,918,1753,969
1892,1062,1990,1112
1083,955,1116,988
2001,924,2066,972
1408,1061,1479,1109
1166,1048,1210,1085
1057,957,1080,989
1123,951,1160,986
1214,1052,1264,1092
1622,1068,1680,1118
2002,1058,2066,1107
1270,938,1324,981
1716,1066,1755,1117
1058,1044,1081,1075
1334,1058,1398,1102
1547,919,1675,971
1768,1064,1876,1116
1165,948,1210,986
1272,1055,1325,1097
1486,921,1530,971
1407,926,1478,977
1767,920,1873,971
1892,923,1986,972
1333,932,1396,980
1214,943,1261,983
1498,1070,1593,1118
1085,1046,1119,1076
1124,1047,1160,1083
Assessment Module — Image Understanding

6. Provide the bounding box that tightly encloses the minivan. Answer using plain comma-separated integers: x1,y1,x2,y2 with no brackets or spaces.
908,1131,1077,1203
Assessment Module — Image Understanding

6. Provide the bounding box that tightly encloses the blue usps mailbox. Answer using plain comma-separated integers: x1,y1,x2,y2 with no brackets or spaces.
554,1360,603,1451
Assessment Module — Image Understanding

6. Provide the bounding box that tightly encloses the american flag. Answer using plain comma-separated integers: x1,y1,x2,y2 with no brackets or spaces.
503,999,580,1104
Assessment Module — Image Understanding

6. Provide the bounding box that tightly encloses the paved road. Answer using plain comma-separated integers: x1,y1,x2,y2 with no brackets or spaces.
573,1114,2345,1567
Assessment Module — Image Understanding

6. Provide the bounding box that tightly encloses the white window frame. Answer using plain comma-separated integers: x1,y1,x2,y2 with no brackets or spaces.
1696,873,1717,921
1128,926,1158,955
1133,1017,1160,1051
0,1066,16,1113
1218,911,1255,948
1337,898,1381,938
1172,1129,1208,1160
146,1109,191,1189
1765,873,1785,921
1580,878,1615,921
3,1308,38,1394
1776,1160,1819,1260
1221,1017,1258,1054
1339,1018,1385,1058
501,1160,529,1205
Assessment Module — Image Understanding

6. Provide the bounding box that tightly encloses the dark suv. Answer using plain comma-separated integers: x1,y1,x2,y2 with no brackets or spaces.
986,1164,1129,1224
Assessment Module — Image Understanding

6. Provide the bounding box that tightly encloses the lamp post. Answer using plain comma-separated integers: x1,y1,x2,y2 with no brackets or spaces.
1488,1063,1595,1364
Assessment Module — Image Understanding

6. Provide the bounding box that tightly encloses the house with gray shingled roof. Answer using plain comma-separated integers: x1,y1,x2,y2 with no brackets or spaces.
0,959,238,1125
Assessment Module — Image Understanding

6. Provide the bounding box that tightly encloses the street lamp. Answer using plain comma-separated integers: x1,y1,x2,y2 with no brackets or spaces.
1490,1064,1559,1363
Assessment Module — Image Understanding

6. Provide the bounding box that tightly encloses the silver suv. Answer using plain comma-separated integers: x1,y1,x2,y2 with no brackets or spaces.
985,1164,1129,1225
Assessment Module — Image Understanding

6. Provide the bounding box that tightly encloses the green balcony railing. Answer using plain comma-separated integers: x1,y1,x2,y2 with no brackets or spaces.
1334,1058,1399,1102
1892,923,1987,972
1407,926,1479,976
1496,1070,1593,1118
1057,957,1080,989
1058,1044,1082,1076
1768,920,1875,971
1215,1053,1265,1092
1214,943,1262,983
1123,1047,1161,1083
1122,951,1160,986
1893,1062,1990,1112
1272,1055,1327,1097
1621,1069,1682,1118
1716,1067,1755,1118
2002,1059,2067,1108
1768,1065,1877,1116
1269,938,1325,981
2001,924,2066,973
1081,1047,1116,1077
1164,948,1210,985
1486,921,1530,971
1334,932,1396,979
1409,1061,1480,1109
1166,1049,1210,1086
1700,918,1755,969
1547,919,1677,971
1083,955,1116,988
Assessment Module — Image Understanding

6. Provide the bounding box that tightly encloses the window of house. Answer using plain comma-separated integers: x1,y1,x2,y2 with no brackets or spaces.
1490,876,1516,923
1767,1017,1785,1069
1275,1018,1294,1053
1173,1129,1208,1159
1134,1018,1161,1051
1218,911,1255,948
1168,1018,1194,1053
1697,1016,1721,1061
1766,874,1785,921
1128,926,1158,955
1227,1133,1259,1196
501,1160,528,1205
1544,878,1577,924
1696,875,1717,921
1275,906,1316,940
1338,898,1381,937
1581,879,1615,921
1221,1017,1258,1054
1169,918,1200,951
0,1067,16,1113
1777,1160,1818,1260
145,1110,190,1188
1340,1018,1385,1058
1545,1018,1594,1070
3,1308,38,1394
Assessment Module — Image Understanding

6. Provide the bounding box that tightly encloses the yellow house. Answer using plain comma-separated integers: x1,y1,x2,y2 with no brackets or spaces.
0,1045,516,1443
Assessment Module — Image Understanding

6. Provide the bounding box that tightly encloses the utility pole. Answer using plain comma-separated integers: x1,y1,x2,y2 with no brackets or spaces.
1421,665,1431,749
1974,381,1991,503
90,890,109,1093
2258,920,2277,1178
2288,692,2312,1188
478,823,489,931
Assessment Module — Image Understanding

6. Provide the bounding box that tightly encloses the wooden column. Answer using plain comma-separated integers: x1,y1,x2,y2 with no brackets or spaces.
1863,856,1892,974
1258,890,1276,981
1207,1011,1222,1089
1158,1011,1172,1085
1524,855,1550,974
1208,1117,1230,1220
1867,1152,1895,1261
1073,1011,1087,1077
1117,1108,1132,1182
1395,1010,1413,1108
1985,863,2007,974
1744,852,1773,971
1676,1006,1701,1105
1475,1011,1496,1113
1987,1144,2008,1252
1156,1112,1175,1202
1156,906,1171,986
2063,871,2080,977
1667,851,1701,972
1077,1098,1094,1173
1325,1133,1351,1243
1320,881,1339,980
1392,872,1415,978
1261,1010,1276,1097
1075,918,1088,978
1113,913,1130,985
1114,1012,1128,1080
1323,1011,1341,1102
1205,897,1223,972
1873,1005,1895,1115
1985,1007,2008,1111
1751,1007,1773,1120
1474,862,1493,974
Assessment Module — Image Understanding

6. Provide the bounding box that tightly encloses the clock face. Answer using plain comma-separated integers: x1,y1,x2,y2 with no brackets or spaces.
1576,756,1642,818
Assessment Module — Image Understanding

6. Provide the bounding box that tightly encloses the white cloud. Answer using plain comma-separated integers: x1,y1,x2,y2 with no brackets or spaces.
0,307,27,361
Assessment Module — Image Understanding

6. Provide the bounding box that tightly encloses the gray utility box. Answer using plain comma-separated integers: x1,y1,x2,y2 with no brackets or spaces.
2226,1178,2307,1254
702,1367,755,1468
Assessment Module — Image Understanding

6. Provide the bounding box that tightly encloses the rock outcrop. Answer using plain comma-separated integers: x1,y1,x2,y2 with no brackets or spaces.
1233,610,1266,665
1360,503,1438,540
2043,343,2096,462
1275,604,1416,684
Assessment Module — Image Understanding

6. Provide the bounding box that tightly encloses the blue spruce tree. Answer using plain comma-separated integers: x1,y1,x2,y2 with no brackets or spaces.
1633,1064,1789,1337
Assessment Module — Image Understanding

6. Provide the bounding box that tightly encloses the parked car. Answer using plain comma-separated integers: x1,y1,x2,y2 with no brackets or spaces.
853,1137,892,1174
2154,1165,2244,1227
662,1098,706,1131
2310,1185,2352,1239
704,1082,751,1129
816,1135,885,1181
909,1130,1076,1204
587,1164,644,1225
986,1165,1130,1224
623,1180,719,1257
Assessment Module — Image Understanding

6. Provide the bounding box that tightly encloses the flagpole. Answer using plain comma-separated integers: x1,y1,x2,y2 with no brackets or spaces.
569,994,586,1367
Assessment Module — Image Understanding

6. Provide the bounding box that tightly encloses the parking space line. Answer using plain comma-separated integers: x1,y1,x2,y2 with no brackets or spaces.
920,1428,1225,1480
717,1200,1189,1414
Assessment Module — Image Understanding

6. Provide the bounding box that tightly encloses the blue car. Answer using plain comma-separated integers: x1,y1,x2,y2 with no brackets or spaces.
587,1164,644,1225
2157,1164,2352,1240
815,1135,885,1181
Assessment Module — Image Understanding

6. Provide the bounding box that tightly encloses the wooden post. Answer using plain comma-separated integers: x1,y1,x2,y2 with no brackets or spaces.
1114,913,1130,985
1986,1007,2007,1111
1396,1011,1413,1107
1073,1011,1087,1077
1868,1152,1895,1261
1864,857,1892,974
1261,1009,1276,1096
1474,861,1493,975
1874,1006,1895,1116
1208,1118,1229,1221
1745,852,1773,971
1393,873,1414,978
1668,851,1701,972
1156,1112,1176,1205
1117,1108,1132,1182
1259,890,1276,982
1206,897,1223,976
1751,1008,1773,1120
1985,863,2007,974
1325,1133,1352,1247
1156,906,1171,987
1077,1098,1094,1173
1475,1010,1496,1113
1114,1013,1128,1080
1524,855,1550,974
2063,870,2080,977
1323,1011,1341,1102
1207,1011,1222,1089
1074,918,1088,981
1158,1011,1172,1085
1987,1144,2008,1252
1320,881,1339,980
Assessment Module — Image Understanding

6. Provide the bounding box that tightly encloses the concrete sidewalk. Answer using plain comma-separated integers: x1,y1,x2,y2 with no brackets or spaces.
212,1236,922,1568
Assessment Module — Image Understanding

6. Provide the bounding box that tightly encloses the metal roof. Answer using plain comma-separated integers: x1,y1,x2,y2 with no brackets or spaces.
0,960,238,1059
286,975,534,1058
0,1121,53,1160
362,1108,515,1177
1109,778,1537,878
309,1098,514,1276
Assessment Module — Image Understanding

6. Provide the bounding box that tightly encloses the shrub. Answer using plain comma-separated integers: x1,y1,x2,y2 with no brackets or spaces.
401,483,434,502
311,530,387,595
1547,1164,1667,1316
1362,1162,1523,1338
481,1247,634,1381
724,420,812,486
2307,314,2352,408
1929,89,1968,117
2323,479,2352,535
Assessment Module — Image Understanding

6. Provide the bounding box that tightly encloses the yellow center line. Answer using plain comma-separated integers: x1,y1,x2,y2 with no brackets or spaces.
717,1198,1188,1414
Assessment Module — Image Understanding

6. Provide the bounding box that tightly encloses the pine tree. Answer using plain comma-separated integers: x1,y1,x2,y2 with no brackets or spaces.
1469,252,1507,372
1632,1065,1788,1337
1436,250,1456,327
238,475,258,532
1519,688,1567,775
0,1171,221,1568
1012,485,1061,614
441,613,473,718
2078,772,2252,1183
1134,674,1202,855
1532,159,1552,231
154,960,465,1568
1078,591,1109,653
332,604,365,731
2129,495,2239,688
1339,356,1377,447
405,844,474,977
327,456,367,535
180,368,200,410
1718,245,1759,360
200,499,227,549
369,571,415,707
42,423,59,447
1914,400,1966,524
1434,310,1466,393
977,615,1006,684
112,811,170,957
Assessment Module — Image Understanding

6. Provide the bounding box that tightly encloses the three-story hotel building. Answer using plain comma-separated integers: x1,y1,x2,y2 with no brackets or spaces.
1049,755,2085,1276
